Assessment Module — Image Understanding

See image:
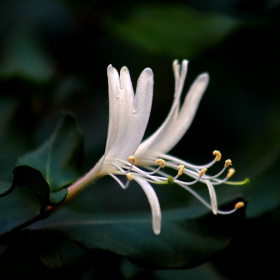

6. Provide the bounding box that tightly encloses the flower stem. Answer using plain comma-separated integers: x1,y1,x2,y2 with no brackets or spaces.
46,157,104,212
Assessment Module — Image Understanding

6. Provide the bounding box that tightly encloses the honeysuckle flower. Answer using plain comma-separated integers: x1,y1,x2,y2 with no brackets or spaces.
66,60,246,235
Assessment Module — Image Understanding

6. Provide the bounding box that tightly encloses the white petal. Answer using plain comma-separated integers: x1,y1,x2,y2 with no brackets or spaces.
104,65,122,154
135,63,209,158
205,180,218,215
123,68,153,157
134,177,162,235
173,59,188,103
104,66,153,160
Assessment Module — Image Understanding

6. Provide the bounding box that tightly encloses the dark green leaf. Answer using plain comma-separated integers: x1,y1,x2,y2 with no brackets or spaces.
30,203,245,269
17,113,84,192
0,181,13,197
49,189,68,206
242,175,280,219
37,243,63,269
0,186,40,240
12,166,50,210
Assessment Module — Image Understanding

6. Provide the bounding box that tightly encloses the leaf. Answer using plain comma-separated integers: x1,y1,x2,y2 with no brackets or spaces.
0,185,40,240
0,167,49,241
0,166,50,240
30,201,245,269
49,189,68,206
12,166,50,209
108,3,241,58
37,243,63,269
26,174,245,269
0,24,53,82
17,113,84,192
241,175,280,219
0,181,13,197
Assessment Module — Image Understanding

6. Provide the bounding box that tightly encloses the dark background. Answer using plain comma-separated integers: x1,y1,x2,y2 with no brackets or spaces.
1,0,280,278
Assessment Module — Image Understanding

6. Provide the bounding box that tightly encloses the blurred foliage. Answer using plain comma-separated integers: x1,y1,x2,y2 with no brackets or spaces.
108,3,241,58
0,0,280,278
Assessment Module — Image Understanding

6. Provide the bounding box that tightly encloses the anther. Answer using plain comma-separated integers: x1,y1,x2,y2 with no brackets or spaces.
173,165,185,180
224,159,232,168
213,150,222,161
199,168,207,177
126,172,133,181
177,165,185,176
155,158,166,168
234,201,245,209
128,156,136,165
227,168,235,179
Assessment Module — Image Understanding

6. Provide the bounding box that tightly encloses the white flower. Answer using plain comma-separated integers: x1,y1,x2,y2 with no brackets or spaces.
68,60,245,235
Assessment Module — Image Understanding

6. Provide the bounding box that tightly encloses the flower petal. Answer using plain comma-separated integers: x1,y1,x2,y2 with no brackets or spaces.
104,66,154,160
135,61,209,159
133,176,162,235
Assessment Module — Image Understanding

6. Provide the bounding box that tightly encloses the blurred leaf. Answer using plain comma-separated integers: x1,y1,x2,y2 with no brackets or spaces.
0,24,53,82
0,98,34,181
30,201,245,269
17,113,84,192
0,181,13,196
241,175,280,219
37,243,63,269
108,3,241,58
154,262,224,280
0,230,49,278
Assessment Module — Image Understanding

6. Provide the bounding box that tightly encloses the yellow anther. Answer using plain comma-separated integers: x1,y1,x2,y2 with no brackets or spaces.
128,156,136,165
177,165,185,176
199,168,207,177
126,172,133,181
234,201,245,209
225,159,232,168
227,168,235,179
213,150,222,161
155,158,166,168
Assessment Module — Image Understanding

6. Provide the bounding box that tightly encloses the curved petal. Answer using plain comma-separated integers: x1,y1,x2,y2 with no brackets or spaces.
104,66,154,161
135,61,209,158
134,176,162,235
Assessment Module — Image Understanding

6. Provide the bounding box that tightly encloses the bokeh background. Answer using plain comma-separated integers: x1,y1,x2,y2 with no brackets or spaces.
1,0,280,279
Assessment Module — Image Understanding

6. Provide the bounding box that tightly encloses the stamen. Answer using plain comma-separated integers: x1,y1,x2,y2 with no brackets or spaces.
126,172,133,181
177,165,185,176
125,172,133,188
173,165,185,180
199,168,207,177
213,150,222,161
201,166,226,180
155,158,166,168
176,181,242,215
145,158,166,175
128,156,136,165
124,155,137,174
225,159,232,168
235,201,245,209
227,168,235,179
109,173,127,189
